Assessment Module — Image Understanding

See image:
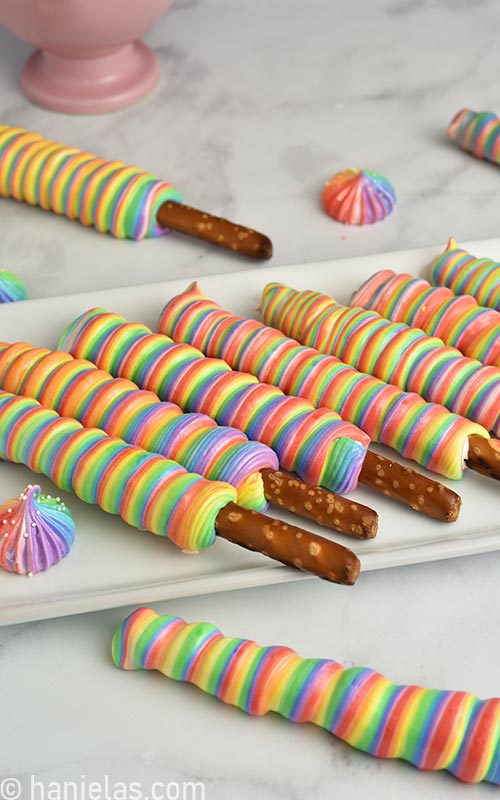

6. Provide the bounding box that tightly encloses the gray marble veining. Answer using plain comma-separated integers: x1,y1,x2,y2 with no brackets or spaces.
1,0,500,297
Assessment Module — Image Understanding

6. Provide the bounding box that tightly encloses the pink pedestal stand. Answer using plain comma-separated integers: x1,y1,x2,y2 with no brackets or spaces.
22,42,159,114
0,0,174,114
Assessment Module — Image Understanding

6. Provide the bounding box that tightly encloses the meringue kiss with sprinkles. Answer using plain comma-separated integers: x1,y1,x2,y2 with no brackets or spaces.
0,484,75,576
321,169,396,225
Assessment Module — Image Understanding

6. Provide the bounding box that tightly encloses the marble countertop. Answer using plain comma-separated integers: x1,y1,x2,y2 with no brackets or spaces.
1,0,500,796
2,0,500,297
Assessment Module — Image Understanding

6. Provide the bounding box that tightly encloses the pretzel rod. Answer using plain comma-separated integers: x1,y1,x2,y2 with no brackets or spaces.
57,310,459,524
261,282,500,437
0,125,272,261
0,390,360,585
258,283,500,486
260,283,500,486
0,342,378,537
154,286,478,516
261,468,378,538
0,341,276,512
351,261,500,369
360,451,461,522
465,435,500,481
156,202,273,260
58,310,371,497
216,503,360,585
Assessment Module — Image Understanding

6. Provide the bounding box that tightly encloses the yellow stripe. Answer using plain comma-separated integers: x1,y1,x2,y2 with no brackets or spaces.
390,687,427,757
190,637,229,693
345,676,394,748
159,623,203,680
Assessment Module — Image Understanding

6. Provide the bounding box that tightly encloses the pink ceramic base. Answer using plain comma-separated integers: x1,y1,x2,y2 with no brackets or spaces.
21,41,160,114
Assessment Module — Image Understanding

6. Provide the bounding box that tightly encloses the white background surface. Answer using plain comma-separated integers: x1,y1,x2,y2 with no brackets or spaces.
1,1,500,796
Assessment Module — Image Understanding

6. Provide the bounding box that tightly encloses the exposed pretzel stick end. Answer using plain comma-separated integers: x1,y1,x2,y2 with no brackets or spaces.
441,491,462,523
360,451,462,523
466,435,500,482
215,501,360,586
156,202,273,260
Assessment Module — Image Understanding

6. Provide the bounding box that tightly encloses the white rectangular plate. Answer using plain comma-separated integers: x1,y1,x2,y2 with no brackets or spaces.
1,238,499,625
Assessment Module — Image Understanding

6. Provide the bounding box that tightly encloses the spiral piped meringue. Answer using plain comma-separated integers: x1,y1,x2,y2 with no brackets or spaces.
0,484,75,576
321,168,395,225
0,125,183,240
447,109,500,165
113,607,500,786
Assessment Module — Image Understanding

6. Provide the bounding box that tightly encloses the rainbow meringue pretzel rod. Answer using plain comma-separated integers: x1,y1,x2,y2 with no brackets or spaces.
351,256,500,369
156,284,490,495
258,283,500,453
113,608,500,786
0,342,378,539
57,310,371,499
0,391,360,585
448,108,500,171
430,238,500,314
58,308,461,523
0,125,272,260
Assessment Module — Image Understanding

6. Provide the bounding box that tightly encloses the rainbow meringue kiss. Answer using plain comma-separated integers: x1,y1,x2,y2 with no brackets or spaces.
0,485,75,576
0,270,27,303
321,168,396,225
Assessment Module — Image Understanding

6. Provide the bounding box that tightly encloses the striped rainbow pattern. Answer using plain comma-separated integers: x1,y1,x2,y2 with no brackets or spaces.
113,608,500,785
430,238,500,313
57,309,369,495
0,270,27,303
156,283,487,479
448,108,500,168
0,391,236,551
0,125,183,240
0,342,278,511
0,485,75,576
259,283,500,437
351,264,500,368
321,168,396,225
